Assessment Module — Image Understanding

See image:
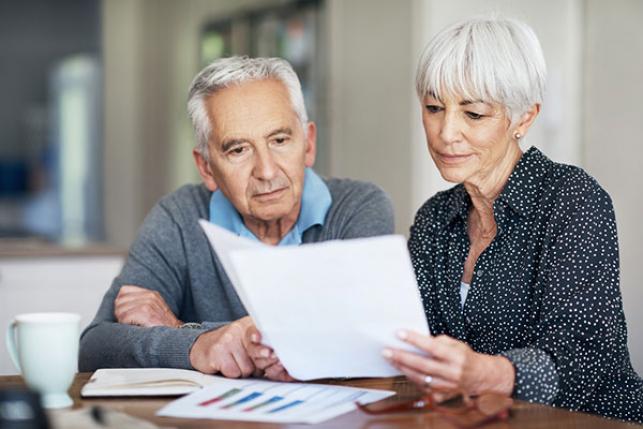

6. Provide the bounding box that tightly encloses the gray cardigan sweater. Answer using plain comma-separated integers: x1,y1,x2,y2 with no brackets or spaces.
79,178,394,371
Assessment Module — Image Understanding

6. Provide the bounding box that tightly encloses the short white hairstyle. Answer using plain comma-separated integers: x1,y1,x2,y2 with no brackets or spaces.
416,15,547,122
187,56,309,159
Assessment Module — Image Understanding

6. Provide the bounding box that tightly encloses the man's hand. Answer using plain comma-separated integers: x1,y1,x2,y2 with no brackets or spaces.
114,285,182,328
190,316,257,378
246,327,295,382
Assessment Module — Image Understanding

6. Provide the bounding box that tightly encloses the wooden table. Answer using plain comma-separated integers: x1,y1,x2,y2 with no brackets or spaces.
0,373,638,428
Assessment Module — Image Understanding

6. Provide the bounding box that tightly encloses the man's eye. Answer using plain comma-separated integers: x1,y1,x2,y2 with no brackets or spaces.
465,111,484,120
272,136,289,146
425,105,443,113
228,146,248,156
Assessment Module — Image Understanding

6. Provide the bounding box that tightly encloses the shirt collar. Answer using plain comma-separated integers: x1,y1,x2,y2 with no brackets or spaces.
497,146,552,218
208,168,332,245
444,146,552,225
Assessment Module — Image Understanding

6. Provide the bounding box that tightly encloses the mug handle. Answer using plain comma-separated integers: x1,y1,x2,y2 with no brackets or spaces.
5,320,22,373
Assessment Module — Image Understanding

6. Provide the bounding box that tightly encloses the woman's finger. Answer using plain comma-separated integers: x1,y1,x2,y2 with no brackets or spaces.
397,331,457,362
393,362,458,393
384,348,460,382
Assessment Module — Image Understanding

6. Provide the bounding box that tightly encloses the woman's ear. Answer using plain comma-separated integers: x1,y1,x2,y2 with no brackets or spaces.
514,104,541,138
193,149,218,192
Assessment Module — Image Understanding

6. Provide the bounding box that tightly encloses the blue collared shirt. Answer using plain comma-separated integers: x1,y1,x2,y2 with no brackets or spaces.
209,168,332,246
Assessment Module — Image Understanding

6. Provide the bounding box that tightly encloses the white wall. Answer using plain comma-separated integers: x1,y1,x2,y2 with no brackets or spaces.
326,0,417,232
584,0,643,374
0,256,124,375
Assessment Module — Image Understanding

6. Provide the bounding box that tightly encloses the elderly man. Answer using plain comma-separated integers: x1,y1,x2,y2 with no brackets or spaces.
79,57,394,380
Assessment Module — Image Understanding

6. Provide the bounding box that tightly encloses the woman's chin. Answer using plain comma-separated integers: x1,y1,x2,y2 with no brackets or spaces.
437,168,469,184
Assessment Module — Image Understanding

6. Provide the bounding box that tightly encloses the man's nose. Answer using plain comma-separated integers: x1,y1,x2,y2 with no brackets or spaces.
439,112,463,144
253,147,278,180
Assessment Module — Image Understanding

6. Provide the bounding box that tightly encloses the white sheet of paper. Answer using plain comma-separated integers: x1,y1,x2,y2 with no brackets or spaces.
199,220,430,380
157,376,394,424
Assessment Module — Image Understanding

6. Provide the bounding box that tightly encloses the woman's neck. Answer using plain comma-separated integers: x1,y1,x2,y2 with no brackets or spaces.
464,144,522,232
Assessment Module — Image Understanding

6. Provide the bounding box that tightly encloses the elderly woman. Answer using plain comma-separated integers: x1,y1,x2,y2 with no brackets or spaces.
383,16,643,422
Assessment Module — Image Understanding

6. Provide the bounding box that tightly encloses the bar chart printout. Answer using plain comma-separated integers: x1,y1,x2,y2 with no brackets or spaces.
157,376,395,424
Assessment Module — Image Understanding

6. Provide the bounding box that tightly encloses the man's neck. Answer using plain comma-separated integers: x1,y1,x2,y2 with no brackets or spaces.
242,206,301,245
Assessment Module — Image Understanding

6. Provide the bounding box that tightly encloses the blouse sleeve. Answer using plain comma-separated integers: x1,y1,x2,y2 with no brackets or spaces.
501,186,624,409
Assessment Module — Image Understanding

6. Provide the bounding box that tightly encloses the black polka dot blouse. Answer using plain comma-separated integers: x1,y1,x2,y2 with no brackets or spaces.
408,147,643,423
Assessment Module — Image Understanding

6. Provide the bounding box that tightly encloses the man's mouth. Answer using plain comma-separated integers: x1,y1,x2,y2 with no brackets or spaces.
253,187,287,201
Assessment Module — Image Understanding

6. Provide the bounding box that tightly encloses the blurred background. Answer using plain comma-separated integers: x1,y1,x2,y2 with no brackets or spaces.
1,0,642,375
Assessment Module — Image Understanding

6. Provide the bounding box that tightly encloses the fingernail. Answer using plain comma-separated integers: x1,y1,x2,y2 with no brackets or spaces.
382,348,393,359
260,348,270,358
250,334,259,343
397,330,408,340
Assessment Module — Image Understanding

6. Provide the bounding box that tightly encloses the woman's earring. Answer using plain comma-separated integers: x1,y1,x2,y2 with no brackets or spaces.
513,132,522,140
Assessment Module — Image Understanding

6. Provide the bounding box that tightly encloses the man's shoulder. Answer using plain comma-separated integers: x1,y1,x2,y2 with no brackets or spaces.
155,184,211,219
324,176,390,204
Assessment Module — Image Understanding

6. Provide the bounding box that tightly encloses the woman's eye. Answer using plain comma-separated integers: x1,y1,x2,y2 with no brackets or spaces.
465,111,484,120
425,105,442,113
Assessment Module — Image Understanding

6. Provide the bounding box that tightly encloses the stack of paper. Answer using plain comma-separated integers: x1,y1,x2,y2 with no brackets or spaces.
199,220,430,380
157,377,394,424
81,368,219,397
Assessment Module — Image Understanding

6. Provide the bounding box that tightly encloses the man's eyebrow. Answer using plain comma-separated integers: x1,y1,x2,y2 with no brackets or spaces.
265,127,293,139
220,138,249,152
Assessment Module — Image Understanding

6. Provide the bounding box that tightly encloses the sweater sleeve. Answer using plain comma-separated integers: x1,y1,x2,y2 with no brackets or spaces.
500,187,623,409
79,201,213,371
332,182,395,239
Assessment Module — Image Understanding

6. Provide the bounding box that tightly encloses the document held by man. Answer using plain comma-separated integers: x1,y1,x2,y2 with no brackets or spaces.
199,220,430,380
157,376,394,424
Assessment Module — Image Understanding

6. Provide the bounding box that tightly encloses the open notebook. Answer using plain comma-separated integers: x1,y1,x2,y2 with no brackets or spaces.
81,368,219,397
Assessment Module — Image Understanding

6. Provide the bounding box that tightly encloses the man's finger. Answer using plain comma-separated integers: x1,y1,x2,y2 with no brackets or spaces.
264,363,292,382
246,327,262,345
231,346,256,378
218,356,242,378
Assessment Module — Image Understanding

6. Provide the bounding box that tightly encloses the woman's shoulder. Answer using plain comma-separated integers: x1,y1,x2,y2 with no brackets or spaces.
412,184,465,232
541,157,613,211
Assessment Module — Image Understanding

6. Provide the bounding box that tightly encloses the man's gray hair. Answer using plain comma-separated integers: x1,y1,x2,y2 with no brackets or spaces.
416,15,547,123
187,56,309,159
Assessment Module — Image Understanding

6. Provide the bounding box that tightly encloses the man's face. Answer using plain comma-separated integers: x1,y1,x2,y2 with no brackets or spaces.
200,79,316,224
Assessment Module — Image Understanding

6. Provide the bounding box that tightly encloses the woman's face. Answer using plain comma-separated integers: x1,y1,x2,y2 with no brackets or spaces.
421,93,517,184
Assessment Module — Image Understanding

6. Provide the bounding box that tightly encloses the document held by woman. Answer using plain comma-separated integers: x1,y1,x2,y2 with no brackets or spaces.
199,220,430,380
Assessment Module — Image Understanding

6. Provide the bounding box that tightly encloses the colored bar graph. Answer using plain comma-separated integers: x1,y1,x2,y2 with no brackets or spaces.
198,388,242,407
268,399,304,413
221,392,262,409
242,395,284,412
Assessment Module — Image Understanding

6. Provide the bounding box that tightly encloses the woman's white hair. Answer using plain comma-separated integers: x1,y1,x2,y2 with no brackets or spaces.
187,56,309,159
416,15,547,123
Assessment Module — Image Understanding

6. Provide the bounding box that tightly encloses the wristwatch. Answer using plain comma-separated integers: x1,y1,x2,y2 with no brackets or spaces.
179,322,203,329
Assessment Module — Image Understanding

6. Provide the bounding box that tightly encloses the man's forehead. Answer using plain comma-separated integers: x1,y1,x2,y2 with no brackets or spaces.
206,81,300,145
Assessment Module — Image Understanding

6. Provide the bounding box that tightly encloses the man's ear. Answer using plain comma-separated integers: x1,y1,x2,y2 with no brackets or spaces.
193,149,218,192
304,121,317,168
514,104,540,138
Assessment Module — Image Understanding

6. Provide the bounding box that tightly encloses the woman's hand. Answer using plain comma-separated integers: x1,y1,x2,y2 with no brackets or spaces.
383,330,515,398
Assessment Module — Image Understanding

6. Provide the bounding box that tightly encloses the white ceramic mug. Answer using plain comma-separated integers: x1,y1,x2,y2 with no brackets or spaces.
5,312,81,408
